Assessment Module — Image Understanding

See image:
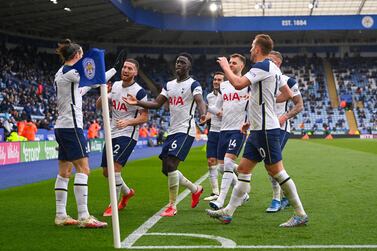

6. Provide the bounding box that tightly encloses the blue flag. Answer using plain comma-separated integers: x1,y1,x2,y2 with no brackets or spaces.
73,48,106,87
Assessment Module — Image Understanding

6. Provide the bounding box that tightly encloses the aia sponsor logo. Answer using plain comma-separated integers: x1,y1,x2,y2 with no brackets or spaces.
223,93,240,101
169,96,184,106
112,100,128,111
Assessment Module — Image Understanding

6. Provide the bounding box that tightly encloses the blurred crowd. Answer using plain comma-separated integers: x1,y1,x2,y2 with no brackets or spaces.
1,42,376,142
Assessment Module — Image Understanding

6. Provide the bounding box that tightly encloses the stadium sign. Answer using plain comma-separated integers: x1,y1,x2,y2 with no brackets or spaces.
0,142,20,165
112,0,377,31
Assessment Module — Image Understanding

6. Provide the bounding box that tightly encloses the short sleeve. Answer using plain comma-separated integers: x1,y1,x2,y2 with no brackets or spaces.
291,84,301,97
136,88,147,101
279,75,289,88
160,82,168,98
191,81,202,96
244,68,269,85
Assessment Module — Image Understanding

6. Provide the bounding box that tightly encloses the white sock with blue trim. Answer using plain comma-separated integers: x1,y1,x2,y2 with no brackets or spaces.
55,175,69,217
74,173,90,220
224,173,251,216
274,170,306,216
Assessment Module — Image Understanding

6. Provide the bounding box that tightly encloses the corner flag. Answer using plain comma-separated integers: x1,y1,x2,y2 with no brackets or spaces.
73,48,106,87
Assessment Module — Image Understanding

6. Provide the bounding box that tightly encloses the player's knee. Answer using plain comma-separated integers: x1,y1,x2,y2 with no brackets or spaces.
224,157,235,172
237,164,251,174
59,170,71,178
102,168,108,177
207,158,217,167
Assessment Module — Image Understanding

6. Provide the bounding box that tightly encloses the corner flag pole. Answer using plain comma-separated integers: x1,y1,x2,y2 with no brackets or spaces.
102,68,121,248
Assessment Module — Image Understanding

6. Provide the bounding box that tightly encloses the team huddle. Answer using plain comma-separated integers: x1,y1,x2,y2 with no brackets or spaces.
52,34,307,229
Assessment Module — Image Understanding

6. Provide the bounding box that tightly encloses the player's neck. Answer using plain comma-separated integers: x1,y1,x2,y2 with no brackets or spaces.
254,55,267,63
176,74,190,82
122,79,135,87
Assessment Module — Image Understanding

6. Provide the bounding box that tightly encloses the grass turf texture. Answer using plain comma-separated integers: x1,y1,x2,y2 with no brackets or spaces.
0,139,376,250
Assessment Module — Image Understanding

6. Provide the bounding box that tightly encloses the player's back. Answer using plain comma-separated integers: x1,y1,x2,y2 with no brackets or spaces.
207,92,221,132
110,81,147,140
162,77,202,137
246,59,281,131
219,81,249,131
54,65,83,129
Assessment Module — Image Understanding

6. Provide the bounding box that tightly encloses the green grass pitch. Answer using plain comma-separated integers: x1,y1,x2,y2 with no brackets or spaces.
0,139,376,250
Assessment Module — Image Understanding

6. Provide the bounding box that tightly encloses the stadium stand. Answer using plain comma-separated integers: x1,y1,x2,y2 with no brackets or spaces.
0,39,376,141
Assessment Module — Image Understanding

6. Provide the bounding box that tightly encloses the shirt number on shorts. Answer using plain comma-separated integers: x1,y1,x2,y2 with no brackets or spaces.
229,139,237,149
113,144,120,155
169,140,178,151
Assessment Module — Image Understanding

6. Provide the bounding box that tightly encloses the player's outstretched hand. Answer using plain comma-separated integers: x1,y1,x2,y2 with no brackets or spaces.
122,94,138,105
217,57,229,70
116,119,129,129
240,122,250,134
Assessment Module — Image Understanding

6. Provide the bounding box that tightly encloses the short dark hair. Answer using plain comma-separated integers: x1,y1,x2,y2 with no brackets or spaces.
213,71,224,76
254,34,273,55
125,58,139,70
178,52,193,64
230,53,246,66
56,38,81,62
269,50,283,62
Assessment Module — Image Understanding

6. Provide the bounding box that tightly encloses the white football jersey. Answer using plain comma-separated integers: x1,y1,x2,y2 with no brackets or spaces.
109,81,147,140
160,77,202,137
206,92,221,132
275,75,301,132
244,59,281,131
216,81,250,131
54,65,84,129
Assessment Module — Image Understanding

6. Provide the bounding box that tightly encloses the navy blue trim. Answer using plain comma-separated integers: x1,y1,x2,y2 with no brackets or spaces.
191,81,201,93
252,59,270,72
274,75,278,96
136,88,147,101
162,82,168,91
62,65,74,74
262,103,266,130
287,77,297,88
70,82,78,129
130,109,139,139
186,100,195,134
258,82,263,105
279,177,291,186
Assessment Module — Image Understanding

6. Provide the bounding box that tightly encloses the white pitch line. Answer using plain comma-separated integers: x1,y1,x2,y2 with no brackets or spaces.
124,245,377,249
121,173,209,248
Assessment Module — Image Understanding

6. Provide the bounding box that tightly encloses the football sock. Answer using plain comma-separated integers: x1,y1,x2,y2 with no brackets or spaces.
168,171,179,206
225,173,251,216
269,175,281,201
177,170,197,193
74,173,90,220
208,164,219,195
274,170,306,216
55,175,69,217
115,172,123,199
217,157,237,205
119,173,131,195
218,163,224,174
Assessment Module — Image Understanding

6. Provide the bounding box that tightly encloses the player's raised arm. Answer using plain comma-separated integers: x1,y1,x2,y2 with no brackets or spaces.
217,57,250,90
123,94,167,109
